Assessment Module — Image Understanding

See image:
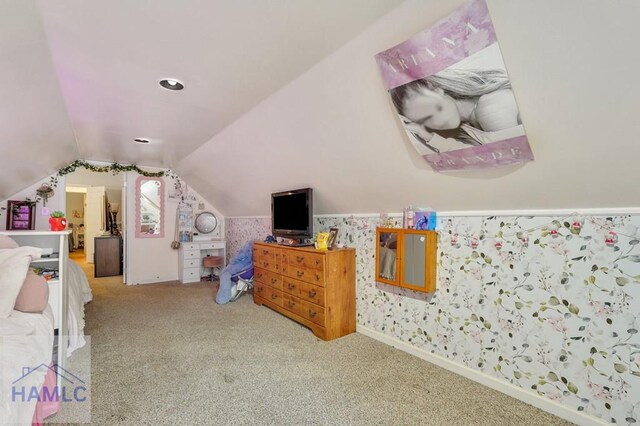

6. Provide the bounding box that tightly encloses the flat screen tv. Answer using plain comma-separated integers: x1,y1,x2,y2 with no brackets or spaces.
271,188,313,241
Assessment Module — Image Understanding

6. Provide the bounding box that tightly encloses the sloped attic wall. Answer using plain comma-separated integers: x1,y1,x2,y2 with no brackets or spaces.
176,0,640,216
0,1,78,199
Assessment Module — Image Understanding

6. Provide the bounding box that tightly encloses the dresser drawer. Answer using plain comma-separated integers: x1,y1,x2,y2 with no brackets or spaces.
283,294,325,327
282,264,324,287
181,243,198,251
283,277,325,307
255,282,283,307
182,250,200,260
282,251,324,271
254,268,282,290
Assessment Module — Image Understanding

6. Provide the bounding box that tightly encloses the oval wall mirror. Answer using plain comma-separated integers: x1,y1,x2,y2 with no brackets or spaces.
194,211,218,234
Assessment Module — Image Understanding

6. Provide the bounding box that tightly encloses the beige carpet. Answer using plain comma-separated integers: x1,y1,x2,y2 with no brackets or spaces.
57,252,572,425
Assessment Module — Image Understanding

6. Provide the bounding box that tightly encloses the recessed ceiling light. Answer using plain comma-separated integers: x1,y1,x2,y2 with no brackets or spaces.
159,79,184,90
134,138,150,144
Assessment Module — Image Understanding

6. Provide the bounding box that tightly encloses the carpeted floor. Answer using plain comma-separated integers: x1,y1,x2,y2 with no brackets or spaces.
55,251,572,425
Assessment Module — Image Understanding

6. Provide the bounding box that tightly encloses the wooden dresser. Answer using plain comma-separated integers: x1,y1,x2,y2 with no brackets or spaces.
252,241,356,340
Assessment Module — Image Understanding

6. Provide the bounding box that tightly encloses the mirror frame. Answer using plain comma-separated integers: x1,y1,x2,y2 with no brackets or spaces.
135,176,165,238
194,211,218,234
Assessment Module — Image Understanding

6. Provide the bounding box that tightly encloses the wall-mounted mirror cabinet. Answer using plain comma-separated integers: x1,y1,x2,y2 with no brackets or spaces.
375,228,437,293
135,176,165,238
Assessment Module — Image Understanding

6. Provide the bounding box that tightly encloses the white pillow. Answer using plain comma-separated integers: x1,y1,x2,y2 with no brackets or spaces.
0,246,43,318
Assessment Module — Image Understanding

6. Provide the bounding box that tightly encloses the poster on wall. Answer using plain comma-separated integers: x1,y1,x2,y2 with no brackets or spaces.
375,0,534,171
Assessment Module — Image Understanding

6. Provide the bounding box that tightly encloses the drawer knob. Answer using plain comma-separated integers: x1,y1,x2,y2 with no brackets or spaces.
271,278,278,284
271,294,278,300
296,271,304,277
315,259,321,266
257,287,263,293
288,301,295,308
296,256,304,262
308,310,317,318
288,283,295,290
315,274,320,281
308,290,316,298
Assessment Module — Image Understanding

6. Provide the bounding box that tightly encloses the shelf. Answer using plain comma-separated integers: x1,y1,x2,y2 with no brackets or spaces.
31,257,60,263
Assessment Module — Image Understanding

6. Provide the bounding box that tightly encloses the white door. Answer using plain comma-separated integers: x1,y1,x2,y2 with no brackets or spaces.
85,186,106,264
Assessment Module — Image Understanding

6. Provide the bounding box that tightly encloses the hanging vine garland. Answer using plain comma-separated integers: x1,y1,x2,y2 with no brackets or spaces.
0,160,180,216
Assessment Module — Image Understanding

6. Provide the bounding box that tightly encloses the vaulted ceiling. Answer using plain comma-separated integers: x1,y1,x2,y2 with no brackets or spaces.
0,0,404,199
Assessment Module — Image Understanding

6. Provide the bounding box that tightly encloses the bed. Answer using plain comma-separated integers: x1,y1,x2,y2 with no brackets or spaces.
0,234,92,424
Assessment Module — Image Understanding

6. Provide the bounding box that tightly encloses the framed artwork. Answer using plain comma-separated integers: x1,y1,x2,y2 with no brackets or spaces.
328,227,339,250
6,201,35,230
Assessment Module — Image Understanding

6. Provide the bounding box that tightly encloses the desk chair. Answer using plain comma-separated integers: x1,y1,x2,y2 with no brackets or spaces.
203,255,224,281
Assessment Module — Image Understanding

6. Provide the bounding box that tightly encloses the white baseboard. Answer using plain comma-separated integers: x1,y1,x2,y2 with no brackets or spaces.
357,325,607,426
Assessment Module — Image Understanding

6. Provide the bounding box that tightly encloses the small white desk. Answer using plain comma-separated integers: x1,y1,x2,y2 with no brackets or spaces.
178,240,226,283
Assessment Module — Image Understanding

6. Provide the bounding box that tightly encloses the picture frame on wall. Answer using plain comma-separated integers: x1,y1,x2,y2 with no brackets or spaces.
6,200,35,230
328,227,339,250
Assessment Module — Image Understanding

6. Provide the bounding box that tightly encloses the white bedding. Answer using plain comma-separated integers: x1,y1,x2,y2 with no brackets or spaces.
0,306,54,425
66,260,92,356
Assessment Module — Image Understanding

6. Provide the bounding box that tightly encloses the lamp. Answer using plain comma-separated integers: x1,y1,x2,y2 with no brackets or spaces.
110,203,120,235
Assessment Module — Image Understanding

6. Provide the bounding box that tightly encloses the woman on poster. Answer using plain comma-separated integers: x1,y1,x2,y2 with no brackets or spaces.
390,68,524,153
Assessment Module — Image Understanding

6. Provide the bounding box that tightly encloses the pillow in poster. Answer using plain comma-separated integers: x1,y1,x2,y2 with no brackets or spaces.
14,271,49,313
0,246,43,318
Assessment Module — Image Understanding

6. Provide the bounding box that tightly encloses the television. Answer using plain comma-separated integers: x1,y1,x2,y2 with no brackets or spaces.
271,188,313,243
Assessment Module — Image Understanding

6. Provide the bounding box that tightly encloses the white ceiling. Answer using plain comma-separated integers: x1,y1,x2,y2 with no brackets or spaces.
0,0,404,198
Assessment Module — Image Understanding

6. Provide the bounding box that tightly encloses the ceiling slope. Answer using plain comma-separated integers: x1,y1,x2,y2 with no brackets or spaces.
0,0,78,199
1,0,403,200
177,0,640,216
34,0,404,169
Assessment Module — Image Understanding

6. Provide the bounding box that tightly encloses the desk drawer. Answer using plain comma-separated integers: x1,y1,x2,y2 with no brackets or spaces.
182,243,198,251
200,241,224,250
182,250,200,260
182,267,201,282
183,258,199,268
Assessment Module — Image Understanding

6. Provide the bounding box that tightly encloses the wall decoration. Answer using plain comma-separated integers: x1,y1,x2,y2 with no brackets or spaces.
375,0,534,171
5,200,35,230
227,213,640,424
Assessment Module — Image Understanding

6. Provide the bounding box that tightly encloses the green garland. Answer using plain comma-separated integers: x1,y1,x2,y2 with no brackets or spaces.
1,160,179,216
57,160,173,178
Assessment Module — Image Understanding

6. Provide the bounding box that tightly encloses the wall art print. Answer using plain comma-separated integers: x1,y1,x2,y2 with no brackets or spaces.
375,0,534,171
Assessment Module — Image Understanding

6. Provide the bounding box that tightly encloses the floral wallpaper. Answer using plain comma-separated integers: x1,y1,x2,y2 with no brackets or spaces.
224,217,270,262
227,214,640,424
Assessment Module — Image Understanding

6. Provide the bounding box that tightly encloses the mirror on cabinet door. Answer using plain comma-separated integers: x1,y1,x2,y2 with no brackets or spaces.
375,228,400,286
401,230,436,292
135,176,165,238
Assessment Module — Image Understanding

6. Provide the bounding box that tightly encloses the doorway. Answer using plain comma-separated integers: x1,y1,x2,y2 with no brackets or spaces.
65,169,126,282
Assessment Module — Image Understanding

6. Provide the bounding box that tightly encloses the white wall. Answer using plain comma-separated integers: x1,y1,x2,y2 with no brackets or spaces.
177,0,640,216
125,171,224,285
0,176,66,231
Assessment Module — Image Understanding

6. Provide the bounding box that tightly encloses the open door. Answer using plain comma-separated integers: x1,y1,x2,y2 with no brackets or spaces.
84,186,106,264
